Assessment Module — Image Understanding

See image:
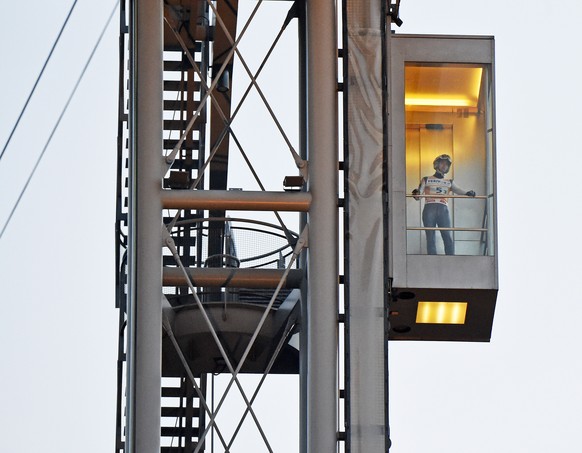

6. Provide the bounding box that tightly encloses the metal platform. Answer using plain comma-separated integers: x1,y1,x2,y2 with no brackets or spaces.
162,293,301,375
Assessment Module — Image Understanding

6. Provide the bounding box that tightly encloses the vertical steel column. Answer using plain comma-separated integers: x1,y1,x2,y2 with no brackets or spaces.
126,0,163,452
306,0,338,450
298,1,308,452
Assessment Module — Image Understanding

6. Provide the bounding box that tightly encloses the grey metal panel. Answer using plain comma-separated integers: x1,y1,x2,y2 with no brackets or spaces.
405,255,497,289
392,34,494,63
344,0,387,450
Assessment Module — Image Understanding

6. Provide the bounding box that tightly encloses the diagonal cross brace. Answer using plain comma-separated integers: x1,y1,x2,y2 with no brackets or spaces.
163,15,295,246
226,299,300,449
163,225,307,449
163,0,266,167
163,225,308,452
163,228,272,450
162,300,232,452
205,0,306,175
191,227,307,452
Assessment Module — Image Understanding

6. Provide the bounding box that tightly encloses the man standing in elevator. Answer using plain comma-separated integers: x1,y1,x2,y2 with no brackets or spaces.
412,154,476,255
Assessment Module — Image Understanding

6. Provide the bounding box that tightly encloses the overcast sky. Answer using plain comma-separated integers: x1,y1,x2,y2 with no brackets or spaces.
1,1,581,452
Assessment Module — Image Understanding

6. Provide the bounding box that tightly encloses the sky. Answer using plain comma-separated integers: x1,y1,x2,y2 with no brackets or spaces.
1,0,582,452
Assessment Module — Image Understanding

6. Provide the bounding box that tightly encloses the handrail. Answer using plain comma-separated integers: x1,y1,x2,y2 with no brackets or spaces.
406,194,491,199
165,216,299,271
170,216,299,239
406,194,493,235
407,227,487,232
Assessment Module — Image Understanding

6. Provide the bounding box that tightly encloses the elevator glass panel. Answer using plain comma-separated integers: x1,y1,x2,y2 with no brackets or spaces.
405,63,495,256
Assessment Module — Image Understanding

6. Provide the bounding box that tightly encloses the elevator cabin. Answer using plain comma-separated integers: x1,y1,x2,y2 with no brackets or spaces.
388,35,498,341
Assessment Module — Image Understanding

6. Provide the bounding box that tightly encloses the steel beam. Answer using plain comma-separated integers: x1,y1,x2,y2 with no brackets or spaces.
161,189,311,211
298,2,308,451
126,0,163,452
305,0,339,450
162,267,304,288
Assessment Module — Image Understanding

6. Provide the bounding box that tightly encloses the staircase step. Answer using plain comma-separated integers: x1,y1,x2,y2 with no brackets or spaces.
164,99,202,112
163,211,203,223
164,42,202,53
164,59,202,72
161,426,200,437
164,139,201,151
162,406,201,418
164,80,201,92
165,235,197,247
163,161,200,174
161,446,199,453
162,387,203,398
164,118,202,131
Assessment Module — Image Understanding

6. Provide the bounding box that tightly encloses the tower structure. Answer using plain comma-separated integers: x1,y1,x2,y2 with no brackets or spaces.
116,0,342,451
114,0,497,451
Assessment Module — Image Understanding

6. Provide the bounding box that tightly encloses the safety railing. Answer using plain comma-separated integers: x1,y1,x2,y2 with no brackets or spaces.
163,216,300,307
405,193,494,256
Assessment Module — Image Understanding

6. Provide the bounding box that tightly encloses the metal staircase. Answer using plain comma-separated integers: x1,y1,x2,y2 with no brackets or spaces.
160,376,208,452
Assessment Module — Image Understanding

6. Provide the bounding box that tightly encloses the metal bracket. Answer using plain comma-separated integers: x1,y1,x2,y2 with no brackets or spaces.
388,0,403,26
296,157,308,182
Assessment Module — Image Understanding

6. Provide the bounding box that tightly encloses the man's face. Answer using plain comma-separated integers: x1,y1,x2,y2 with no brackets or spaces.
437,159,451,173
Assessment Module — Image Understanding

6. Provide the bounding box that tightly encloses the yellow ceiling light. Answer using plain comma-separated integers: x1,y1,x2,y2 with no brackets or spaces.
416,301,468,324
405,97,474,107
405,65,483,108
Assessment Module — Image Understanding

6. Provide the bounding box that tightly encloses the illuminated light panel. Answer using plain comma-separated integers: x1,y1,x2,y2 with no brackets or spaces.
405,97,474,107
405,66,483,108
416,301,468,324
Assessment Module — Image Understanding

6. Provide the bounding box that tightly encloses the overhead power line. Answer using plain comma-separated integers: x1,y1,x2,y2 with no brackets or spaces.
0,1,120,241
0,0,79,162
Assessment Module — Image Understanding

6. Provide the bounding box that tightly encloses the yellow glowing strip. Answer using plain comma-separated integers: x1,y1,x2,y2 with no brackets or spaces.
405,98,474,107
416,302,468,324
471,68,484,101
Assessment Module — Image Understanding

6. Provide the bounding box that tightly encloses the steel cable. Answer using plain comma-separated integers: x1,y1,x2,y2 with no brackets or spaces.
0,1,119,240
0,0,79,162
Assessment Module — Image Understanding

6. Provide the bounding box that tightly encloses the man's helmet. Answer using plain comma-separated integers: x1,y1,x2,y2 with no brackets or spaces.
433,154,452,173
